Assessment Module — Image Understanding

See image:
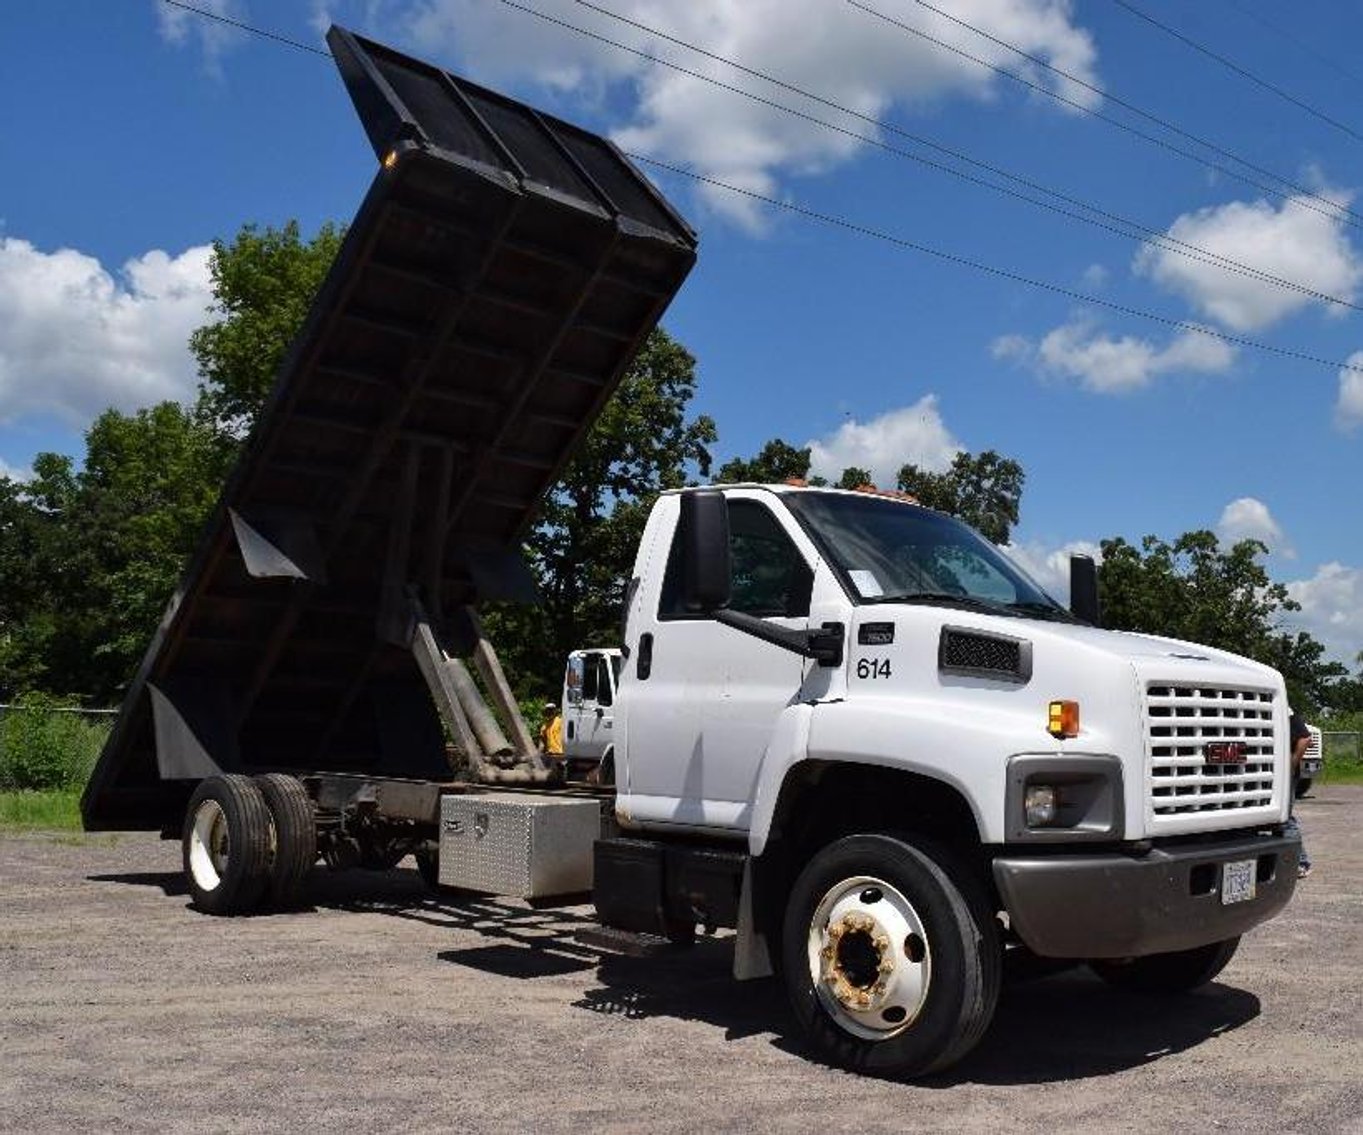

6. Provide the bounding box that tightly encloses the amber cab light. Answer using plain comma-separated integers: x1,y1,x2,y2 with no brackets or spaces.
1047,699,1080,739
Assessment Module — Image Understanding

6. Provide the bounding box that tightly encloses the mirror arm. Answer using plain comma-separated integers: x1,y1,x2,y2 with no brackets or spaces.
714,609,844,667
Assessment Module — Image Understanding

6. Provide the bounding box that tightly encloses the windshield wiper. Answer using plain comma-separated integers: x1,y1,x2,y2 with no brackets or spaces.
873,592,1004,613
1007,600,1077,623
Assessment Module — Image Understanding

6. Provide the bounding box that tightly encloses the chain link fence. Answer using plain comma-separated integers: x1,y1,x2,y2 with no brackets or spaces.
0,702,116,792
1322,730,1362,774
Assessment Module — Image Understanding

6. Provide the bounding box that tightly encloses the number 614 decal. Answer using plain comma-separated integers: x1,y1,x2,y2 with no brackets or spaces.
855,657,892,679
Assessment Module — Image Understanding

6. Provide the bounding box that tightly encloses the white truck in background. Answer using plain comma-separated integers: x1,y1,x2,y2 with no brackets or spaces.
1297,724,1323,797
561,648,622,779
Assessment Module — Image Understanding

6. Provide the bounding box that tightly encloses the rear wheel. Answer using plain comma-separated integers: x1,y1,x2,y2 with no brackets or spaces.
1089,936,1240,994
254,773,316,909
182,775,272,916
781,834,1000,1077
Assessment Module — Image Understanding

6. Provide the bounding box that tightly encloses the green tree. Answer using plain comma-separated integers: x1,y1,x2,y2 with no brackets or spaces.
836,466,873,489
485,328,715,696
1098,531,1344,713
191,220,345,435
715,438,812,484
897,450,1025,544
0,406,229,702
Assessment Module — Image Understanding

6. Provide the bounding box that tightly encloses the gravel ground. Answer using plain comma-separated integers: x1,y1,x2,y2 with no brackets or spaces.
2,787,1360,1134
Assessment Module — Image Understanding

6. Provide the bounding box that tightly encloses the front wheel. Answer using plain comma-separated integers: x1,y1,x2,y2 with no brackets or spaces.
1295,778,1313,799
781,834,1000,1077
1089,936,1240,994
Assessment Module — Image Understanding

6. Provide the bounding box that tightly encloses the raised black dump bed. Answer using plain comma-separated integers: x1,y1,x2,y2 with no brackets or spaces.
82,27,696,831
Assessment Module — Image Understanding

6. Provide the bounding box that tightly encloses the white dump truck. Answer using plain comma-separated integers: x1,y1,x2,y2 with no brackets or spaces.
82,26,1301,1079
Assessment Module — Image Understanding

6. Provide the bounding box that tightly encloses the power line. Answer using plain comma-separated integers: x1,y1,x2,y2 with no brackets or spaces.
1110,0,1363,143
904,0,1362,227
545,2,1363,314
153,0,1363,378
628,153,1363,376
159,0,331,58
1226,0,1363,91
555,0,1363,315
850,0,1363,233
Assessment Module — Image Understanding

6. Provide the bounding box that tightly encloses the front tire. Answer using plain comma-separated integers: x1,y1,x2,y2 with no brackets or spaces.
1089,936,1240,994
182,775,272,916
1295,778,1313,799
781,834,1000,1077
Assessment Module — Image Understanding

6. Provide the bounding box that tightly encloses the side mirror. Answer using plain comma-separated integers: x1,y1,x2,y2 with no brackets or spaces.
681,490,731,612
1070,554,1101,626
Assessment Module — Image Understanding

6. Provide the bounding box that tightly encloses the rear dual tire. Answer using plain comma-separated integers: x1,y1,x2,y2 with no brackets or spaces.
182,774,315,915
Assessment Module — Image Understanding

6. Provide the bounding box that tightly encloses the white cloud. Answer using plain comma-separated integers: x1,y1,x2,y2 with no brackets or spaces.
993,319,1235,392
1284,562,1363,668
805,395,961,486
1135,191,1363,332
1216,497,1292,558
0,238,213,426
1335,350,1363,433
1080,263,1109,289
396,0,1101,227
0,458,32,483
1004,538,1103,605
157,0,247,74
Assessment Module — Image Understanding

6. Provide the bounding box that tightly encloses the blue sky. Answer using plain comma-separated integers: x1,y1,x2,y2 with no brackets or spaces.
1,0,1361,665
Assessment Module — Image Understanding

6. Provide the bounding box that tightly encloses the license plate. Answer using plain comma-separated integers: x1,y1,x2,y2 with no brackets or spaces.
1221,859,1256,905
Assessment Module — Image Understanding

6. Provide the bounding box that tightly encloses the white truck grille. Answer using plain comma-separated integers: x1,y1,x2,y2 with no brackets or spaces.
1145,683,1277,815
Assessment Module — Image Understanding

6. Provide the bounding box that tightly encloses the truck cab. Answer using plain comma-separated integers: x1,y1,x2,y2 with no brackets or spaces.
597,483,1299,1075
561,648,622,775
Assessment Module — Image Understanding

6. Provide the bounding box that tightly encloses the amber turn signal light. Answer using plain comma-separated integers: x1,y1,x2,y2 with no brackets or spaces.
1047,699,1079,739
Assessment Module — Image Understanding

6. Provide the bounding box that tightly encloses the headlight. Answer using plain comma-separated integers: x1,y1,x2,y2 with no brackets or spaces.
1024,784,1058,826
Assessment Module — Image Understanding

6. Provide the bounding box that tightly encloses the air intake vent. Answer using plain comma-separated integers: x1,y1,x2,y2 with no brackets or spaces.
938,626,1032,683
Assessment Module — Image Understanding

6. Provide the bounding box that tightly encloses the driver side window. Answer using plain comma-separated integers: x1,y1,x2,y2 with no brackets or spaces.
660,498,813,619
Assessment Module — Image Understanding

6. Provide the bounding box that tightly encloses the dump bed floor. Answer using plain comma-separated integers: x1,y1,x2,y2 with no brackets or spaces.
82,27,696,830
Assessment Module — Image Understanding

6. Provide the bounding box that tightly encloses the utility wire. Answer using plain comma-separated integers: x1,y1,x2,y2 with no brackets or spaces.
159,0,331,57
628,153,1363,376
1110,0,1363,143
555,0,1363,314
553,0,1363,312
904,0,1362,227
850,0,1363,233
154,0,1363,378
1226,0,1363,91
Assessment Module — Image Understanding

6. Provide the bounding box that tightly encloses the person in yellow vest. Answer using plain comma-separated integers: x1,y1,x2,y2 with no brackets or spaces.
539,701,564,759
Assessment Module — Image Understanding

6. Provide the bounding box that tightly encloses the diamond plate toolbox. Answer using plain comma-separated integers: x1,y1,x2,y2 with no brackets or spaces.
438,792,602,898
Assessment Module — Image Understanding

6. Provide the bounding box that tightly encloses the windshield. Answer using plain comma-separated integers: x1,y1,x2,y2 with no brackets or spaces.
784,491,1070,619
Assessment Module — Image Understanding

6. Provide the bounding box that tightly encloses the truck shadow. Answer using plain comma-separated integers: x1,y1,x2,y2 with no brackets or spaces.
91,864,1262,1084
935,972,1261,1086
309,868,1264,1085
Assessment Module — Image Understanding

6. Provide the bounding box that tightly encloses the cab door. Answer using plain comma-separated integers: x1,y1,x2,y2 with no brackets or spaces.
620,492,816,832
575,651,616,759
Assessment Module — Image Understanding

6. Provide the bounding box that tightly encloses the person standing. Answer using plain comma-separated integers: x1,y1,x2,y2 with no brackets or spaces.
539,701,564,759
1287,710,1313,879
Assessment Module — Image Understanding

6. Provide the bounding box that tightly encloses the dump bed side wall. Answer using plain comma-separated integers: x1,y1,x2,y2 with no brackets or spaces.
82,28,696,830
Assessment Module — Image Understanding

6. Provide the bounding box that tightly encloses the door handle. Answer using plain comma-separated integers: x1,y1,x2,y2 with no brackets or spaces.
636,632,654,680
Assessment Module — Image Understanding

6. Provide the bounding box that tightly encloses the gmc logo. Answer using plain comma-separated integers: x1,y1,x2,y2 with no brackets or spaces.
1204,742,1248,765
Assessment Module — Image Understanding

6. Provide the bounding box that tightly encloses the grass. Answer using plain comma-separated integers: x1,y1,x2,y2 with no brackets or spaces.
1320,762,1363,786
0,789,83,830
